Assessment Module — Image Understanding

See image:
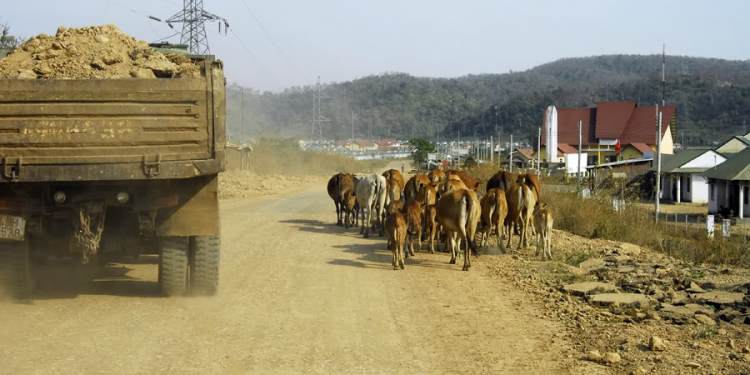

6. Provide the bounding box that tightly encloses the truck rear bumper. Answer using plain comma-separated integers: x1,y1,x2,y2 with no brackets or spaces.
0,156,225,183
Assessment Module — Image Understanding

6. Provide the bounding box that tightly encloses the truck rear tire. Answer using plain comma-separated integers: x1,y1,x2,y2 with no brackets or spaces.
189,236,220,296
0,240,34,299
159,237,188,297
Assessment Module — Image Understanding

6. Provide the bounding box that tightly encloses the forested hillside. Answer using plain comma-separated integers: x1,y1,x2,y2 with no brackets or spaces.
229,55,750,147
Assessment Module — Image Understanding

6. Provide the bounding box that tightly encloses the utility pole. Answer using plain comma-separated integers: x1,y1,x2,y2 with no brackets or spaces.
509,134,514,172
661,44,666,107
490,135,494,163
537,127,541,177
577,120,582,186
369,118,372,141
656,106,662,222
351,112,355,140
240,87,245,169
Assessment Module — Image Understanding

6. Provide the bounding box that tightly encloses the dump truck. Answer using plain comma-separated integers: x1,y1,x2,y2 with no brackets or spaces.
0,52,226,298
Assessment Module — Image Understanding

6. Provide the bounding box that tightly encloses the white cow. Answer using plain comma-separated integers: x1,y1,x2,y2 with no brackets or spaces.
356,173,387,238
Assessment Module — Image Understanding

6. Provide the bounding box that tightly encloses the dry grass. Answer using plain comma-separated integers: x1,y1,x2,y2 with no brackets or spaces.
545,189,750,267
245,137,388,176
467,164,750,267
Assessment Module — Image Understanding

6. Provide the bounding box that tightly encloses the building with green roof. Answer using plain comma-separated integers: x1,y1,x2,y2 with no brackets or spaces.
705,147,750,219
652,149,726,204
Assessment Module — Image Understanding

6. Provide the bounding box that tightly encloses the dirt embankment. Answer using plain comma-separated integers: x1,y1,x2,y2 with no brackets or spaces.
219,170,327,199
479,229,750,374
0,24,200,79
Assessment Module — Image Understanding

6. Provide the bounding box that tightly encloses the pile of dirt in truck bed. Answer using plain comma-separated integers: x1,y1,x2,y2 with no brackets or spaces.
0,24,201,79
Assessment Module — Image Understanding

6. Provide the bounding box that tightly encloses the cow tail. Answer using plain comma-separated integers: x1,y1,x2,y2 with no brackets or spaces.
463,191,478,252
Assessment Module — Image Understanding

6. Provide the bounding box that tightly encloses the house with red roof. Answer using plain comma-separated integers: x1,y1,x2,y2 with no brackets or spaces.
539,101,676,165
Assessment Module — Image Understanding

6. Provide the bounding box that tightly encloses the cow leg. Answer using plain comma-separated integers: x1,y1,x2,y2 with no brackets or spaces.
399,240,405,269
518,219,526,251
335,201,342,226
416,226,422,252
496,222,506,254
448,232,457,264
393,240,399,269
344,210,349,229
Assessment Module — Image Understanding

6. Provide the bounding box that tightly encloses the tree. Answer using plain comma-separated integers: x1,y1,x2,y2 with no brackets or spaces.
0,23,21,50
408,138,435,171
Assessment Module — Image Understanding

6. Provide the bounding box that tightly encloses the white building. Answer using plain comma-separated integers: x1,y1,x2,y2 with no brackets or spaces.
656,149,727,204
705,148,750,219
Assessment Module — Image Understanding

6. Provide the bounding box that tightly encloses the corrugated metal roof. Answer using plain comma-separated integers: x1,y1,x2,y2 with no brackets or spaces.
516,148,535,160
595,101,636,139
542,102,676,149
673,167,710,173
631,143,653,153
657,149,707,173
557,143,578,154
620,106,677,144
704,147,750,181
588,157,652,169
716,135,750,150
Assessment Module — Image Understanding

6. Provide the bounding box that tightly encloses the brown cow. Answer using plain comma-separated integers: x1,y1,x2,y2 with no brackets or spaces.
516,173,542,235
428,169,446,183
436,189,481,271
404,173,430,202
385,178,402,208
384,200,405,249
404,200,423,256
385,208,407,270
486,170,516,192
342,190,359,229
424,204,439,254
328,173,354,226
516,173,542,201
327,174,340,224
382,169,406,193
453,170,481,192
505,183,536,250
438,179,468,196
533,203,554,260
479,188,508,252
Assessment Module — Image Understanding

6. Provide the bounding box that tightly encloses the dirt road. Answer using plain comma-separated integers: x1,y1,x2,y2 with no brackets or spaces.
0,176,602,374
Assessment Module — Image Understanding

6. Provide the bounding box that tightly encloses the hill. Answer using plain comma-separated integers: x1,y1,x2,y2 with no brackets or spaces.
229,55,750,147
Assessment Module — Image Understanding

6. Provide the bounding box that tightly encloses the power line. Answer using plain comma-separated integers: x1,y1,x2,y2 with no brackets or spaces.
229,28,281,87
238,0,306,81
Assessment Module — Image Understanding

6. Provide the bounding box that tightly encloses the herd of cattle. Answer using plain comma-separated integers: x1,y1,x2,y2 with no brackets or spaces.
327,167,554,271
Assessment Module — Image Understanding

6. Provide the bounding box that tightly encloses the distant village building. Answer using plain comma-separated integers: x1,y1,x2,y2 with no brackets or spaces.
705,147,750,219
714,134,750,155
656,149,727,204
513,148,536,168
532,143,578,164
539,101,676,165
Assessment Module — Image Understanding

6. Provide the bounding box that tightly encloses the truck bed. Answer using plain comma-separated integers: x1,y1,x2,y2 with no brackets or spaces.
0,60,226,182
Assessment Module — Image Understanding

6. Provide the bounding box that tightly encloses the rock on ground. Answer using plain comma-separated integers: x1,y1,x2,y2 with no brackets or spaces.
589,293,652,308
649,336,667,352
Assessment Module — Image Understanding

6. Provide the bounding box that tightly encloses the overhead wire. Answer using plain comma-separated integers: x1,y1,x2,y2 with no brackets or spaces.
229,28,282,88
239,0,307,81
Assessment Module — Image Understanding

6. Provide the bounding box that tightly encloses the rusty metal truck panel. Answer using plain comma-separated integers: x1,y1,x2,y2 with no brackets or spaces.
0,60,226,182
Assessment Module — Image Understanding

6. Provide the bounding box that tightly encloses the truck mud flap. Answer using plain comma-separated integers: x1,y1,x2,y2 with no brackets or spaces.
155,175,220,237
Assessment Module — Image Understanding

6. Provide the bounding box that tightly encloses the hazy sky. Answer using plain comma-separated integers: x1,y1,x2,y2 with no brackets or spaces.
4,1,749,91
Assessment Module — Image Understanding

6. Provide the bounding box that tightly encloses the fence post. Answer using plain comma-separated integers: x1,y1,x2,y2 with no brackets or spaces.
685,214,688,237
707,215,714,239
723,219,731,238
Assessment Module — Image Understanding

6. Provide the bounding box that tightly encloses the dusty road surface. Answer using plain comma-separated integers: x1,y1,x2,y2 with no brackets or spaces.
0,174,603,375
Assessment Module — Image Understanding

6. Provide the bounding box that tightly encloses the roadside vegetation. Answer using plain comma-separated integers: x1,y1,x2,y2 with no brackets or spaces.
468,163,750,267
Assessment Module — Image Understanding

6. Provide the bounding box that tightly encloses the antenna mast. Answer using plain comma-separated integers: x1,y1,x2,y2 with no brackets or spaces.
166,0,228,55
